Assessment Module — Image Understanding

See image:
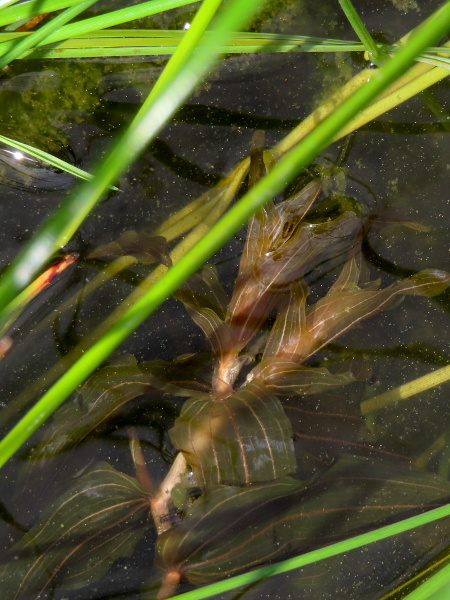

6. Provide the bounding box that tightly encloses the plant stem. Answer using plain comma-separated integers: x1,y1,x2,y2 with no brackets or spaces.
361,363,450,414
338,0,384,63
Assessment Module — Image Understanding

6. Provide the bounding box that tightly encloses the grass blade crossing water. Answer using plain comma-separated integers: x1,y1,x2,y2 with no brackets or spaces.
0,0,262,317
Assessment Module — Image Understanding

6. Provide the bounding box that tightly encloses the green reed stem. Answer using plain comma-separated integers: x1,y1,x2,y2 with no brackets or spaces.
338,0,385,63
0,0,194,28
361,363,450,414
0,133,116,185
402,560,450,600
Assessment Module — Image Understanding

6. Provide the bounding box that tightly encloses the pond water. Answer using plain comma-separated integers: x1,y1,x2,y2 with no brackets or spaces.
0,1,449,599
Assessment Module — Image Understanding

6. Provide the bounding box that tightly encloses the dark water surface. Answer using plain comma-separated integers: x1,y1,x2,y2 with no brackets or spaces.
0,1,449,599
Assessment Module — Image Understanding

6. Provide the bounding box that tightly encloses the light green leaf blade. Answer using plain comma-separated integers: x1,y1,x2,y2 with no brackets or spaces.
0,133,117,188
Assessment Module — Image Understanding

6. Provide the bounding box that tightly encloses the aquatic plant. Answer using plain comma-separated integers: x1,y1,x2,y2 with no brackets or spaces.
0,1,449,599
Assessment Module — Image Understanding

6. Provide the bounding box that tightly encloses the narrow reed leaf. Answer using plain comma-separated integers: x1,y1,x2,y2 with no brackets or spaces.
0,134,117,187
416,53,450,70
0,0,449,469
0,0,97,69
0,0,199,36
0,30,365,59
0,0,83,28
0,0,23,10
402,561,450,600
338,0,384,63
361,363,450,414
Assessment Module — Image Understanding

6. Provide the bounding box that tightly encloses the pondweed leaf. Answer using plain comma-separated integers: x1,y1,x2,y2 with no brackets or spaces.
88,230,172,266
174,265,228,354
0,463,150,599
215,182,362,391
257,256,450,367
157,455,450,585
30,353,219,459
253,360,356,393
29,360,158,458
169,378,296,486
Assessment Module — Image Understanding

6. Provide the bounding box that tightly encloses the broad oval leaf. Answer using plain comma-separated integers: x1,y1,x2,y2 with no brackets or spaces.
157,455,450,585
169,379,296,486
0,463,151,599
30,360,157,458
30,353,212,459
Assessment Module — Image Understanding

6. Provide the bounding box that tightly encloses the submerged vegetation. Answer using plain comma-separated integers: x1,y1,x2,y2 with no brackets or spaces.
0,1,449,599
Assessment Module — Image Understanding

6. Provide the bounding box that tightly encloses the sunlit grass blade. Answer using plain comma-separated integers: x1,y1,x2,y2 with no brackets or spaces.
0,0,198,32
0,0,82,27
339,0,385,63
361,363,450,414
0,134,118,187
0,30,366,58
2,35,365,60
274,39,450,156
0,0,448,469
416,53,450,69
0,0,23,10
0,0,97,69
402,561,450,600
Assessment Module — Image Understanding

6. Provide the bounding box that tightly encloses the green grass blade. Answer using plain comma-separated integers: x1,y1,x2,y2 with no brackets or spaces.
0,0,82,27
0,0,199,36
0,0,23,10
0,134,118,188
417,53,450,69
0,31,366,59
338,0,384,63
0,0,97,69
401,561,450,600
0,0,448,469
165,503,450,600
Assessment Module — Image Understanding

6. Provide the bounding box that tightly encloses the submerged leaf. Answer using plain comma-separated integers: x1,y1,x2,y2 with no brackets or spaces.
157,456,450,585
0,463,150,598
30,360,157,458
174,265,228,353
251,360,355,394
263,257,450,366
30,353,215,459
215,186,362,389
88,230,172,266
169,378,296,486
